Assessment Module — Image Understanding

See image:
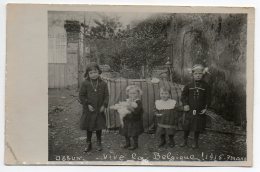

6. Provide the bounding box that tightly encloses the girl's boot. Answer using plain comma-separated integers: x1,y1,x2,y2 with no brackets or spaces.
123,137,131,149
180,130,189,147
84,141,92,152
192,132,199,149
84,131,92,152
128,136,138,150
168,135,175,148
96,140,102,151
96,130,102,151
158,134,166,147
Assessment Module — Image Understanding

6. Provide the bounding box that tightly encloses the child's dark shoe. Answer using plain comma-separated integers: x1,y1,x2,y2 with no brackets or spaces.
128,145,138,150
192,141,199,149
169,142,175,148
180,139,187,147
168,135,175,148
96,141,102,151
123,137,131,149
84,142,92,152
96,145,102,151
168,140,175,148
128,137,138,150
158,135,166,147
192,144,199,149
158,140,166,147
123,143,130,149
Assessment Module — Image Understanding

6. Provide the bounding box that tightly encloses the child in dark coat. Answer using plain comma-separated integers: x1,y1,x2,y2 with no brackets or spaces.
119,85,144,150
180,64,211,149
154,87,181,148
79,62,109,152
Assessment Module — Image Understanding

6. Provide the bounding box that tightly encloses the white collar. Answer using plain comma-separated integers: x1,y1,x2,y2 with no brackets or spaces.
155,99,176,110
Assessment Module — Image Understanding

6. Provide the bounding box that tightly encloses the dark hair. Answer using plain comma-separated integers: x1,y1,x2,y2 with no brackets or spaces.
84,62,102,78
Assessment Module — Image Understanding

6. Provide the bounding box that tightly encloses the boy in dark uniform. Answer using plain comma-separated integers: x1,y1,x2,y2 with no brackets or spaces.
180,64,211,149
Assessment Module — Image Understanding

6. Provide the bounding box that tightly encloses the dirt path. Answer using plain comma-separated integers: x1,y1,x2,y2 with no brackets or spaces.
48,88,246,162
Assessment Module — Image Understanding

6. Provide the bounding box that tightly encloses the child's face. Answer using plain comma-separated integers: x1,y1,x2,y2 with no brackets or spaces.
88,69,99,80
128,89,139,100
193,71,203,81
160,90,170,101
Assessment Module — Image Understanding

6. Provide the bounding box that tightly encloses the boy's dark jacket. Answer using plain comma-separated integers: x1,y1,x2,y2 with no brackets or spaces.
181,80,211,112
181,80,211,131
79,77,109,131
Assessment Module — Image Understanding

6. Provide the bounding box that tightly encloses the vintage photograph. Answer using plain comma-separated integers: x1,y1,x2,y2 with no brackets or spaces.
48,10,248,163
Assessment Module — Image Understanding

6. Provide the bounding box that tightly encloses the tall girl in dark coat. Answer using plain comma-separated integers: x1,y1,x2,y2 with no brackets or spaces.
79,62,109,152
180,64,211,149
119,85,144,150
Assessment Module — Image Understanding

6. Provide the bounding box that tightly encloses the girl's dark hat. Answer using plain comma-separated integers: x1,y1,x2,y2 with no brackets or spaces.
84,62,102,78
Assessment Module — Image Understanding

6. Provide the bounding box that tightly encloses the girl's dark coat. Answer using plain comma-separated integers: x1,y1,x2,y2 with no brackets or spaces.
79,77,109,131
119,100,144,137
181,80,211,131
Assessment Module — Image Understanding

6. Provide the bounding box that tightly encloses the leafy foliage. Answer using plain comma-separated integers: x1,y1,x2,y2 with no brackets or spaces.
88,15,123,39
78,13,247,125
113,15,172,76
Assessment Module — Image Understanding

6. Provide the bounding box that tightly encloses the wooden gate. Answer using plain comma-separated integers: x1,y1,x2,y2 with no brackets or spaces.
102,77,184,131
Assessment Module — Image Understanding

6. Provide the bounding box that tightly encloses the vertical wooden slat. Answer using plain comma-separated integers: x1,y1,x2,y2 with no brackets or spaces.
52,64,56,88
119,78,122,101
115,80,121,127
108,80,114,128
146,81,151,130
48,65,52,88
54,64,59,88
140,81,148,130
58,64,61,89
154,83,160,100
106,79,112,128
48,64,54,88
104,79,110,129
61,64,65,88
48,64,51,88
63,63,67,87
121,79,127,101
51,64,55,88
113,80,118,128
147,81,155,128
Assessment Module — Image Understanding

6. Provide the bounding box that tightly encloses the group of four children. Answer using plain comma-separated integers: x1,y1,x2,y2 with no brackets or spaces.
79,62,211,152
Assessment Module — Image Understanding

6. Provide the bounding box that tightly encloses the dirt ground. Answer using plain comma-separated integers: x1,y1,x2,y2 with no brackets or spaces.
48,88,247,162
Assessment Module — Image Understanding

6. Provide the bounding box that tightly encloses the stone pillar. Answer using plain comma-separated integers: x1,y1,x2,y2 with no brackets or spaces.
64,20,81,88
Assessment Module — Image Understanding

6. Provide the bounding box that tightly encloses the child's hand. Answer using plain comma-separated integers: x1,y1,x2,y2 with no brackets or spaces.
100,106,105,113
199,109,206,114
183,105,190,111
156,113,163,117
126,104,134,112
88,105,95,112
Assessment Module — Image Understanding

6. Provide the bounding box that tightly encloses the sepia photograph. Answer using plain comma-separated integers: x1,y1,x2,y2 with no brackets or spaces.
48,10,249,163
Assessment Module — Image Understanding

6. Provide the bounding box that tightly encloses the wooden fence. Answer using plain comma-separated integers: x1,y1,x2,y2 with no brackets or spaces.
48,32,81,88
102,77,184,131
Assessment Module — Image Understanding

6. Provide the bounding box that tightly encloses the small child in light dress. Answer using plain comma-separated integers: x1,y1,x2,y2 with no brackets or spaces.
154,87,180,148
